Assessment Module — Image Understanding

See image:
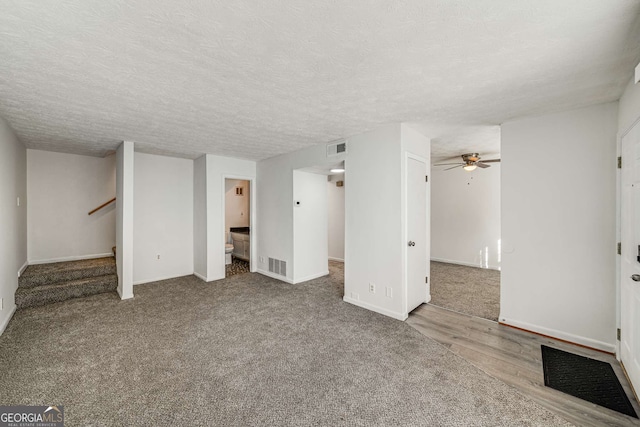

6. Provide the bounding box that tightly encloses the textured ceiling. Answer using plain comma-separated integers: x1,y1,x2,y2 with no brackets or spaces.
1,1,639,160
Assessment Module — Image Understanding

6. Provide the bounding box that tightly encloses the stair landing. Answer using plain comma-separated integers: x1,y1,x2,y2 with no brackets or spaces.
16,257,118,309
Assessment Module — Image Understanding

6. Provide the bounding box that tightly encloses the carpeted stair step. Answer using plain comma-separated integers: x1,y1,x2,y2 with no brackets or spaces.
15,274,118,309
19,257,116,289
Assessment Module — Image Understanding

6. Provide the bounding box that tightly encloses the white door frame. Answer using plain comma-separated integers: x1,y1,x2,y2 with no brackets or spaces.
403,151,429,317
222,174,256,274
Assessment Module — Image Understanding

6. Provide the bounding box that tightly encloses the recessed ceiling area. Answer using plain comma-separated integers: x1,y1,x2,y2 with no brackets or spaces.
1,1,639,160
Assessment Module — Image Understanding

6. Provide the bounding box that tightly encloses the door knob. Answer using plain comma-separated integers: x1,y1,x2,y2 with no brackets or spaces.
632,274,640,282
408,241,415,247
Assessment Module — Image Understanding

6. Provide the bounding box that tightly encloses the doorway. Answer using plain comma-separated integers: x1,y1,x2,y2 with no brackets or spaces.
327,166,345,296
225,178,251,277
429,132,502,321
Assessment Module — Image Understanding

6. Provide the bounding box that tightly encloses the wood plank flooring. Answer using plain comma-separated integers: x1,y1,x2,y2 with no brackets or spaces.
407,304,640,427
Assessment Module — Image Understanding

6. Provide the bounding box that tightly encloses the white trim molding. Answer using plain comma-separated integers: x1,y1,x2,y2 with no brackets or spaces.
193,272,209,282
0,305,16,337
18,261,28,278
500,317,616,353
431,257,500,271
133,273,194,286
29,253,113,265
293,271,329,284
343,296,408,321
257,269,294,284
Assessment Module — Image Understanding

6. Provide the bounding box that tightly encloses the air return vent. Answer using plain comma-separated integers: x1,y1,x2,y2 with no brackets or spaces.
327,140,347,157
268,258,287,276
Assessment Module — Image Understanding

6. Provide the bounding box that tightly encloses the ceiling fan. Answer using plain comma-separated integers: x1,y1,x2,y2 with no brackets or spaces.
434,153,500,171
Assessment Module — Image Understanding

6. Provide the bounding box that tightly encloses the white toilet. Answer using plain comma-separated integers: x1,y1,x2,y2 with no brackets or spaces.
225,232,234,265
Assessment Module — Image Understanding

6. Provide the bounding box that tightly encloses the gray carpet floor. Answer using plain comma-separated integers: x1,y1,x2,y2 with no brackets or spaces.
430,261,501,321
225,257,250,278
0,261,569,426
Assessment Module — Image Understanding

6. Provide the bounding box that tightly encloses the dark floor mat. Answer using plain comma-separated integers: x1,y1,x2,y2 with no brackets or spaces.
541,345,638,418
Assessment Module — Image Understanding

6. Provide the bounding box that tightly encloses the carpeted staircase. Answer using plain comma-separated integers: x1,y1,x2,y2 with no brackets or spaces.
16,257,118,309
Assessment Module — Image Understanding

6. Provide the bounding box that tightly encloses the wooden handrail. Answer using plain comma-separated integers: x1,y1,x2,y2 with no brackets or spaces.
88,197,116,215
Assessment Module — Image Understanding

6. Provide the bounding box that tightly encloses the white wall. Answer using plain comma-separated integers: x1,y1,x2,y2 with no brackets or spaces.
431,163,501,269
0,117,27,335
344,125,405,318
205,155,256,281
225,179,250,233
293,170,328,282
193,156,207,280
27,150,116,263
116,141,134,299
134,153,194,285
327,174,345,261
257,142,344,284
501,102,618,352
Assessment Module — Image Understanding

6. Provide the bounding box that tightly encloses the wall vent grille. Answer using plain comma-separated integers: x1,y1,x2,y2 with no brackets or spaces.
268,258,287,276
327,140,347,157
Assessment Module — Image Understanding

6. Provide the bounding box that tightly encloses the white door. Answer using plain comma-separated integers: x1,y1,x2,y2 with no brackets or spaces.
406,155,429,313
621,121,640,393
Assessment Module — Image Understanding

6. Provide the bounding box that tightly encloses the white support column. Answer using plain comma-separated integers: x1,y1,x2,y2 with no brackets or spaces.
116,141,134,299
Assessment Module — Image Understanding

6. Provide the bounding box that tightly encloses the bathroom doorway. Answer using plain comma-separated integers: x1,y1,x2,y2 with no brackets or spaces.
327,164,345,296
225,178,251,277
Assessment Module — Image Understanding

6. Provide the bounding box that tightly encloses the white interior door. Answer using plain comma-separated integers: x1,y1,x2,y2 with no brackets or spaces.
406,155,428,313
621,121,640,393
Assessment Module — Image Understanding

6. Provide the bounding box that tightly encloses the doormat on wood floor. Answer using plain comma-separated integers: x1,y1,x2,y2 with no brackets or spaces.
541,345,638,418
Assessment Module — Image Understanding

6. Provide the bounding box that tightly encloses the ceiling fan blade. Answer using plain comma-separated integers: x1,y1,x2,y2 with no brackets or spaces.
476,162,490,168
444,165,462,171
434,162,464,166
481,159,501,163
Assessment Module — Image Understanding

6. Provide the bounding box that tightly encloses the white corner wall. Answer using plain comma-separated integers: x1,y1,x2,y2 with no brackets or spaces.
327,174,345,261
257,143,342,284
27,150,116,263
344,124,404,318
133,153,194,285
225,179,250,232
293,170,328,282
193,156,208,280
0,117,27,335
501,102,618,352
431,163,501,269
205,155,256,281
116,141,134,299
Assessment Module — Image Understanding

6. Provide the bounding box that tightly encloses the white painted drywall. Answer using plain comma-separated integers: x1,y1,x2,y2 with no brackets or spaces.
133,153,194,285
225,179,250,232
343,124,405,318
193,156,207,280
293,170,328,282
205,155,256,281
501,102,618,352
327,174,345,261
619,78,640,135
257,142,344,283
26,150,115,263
116,141,134,299
431,163,501,269
0,117,26,334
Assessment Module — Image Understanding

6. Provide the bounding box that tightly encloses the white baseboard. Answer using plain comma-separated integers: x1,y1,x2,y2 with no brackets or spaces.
425,294,432,303
17,260,28,278
328,257,344,262
431,257,500,271
0,305,16,337
29,253,113,265
193,272,209,282
257,269,294,284
293,271,329,284
134,273,194,286
117,287,134,300
343,296,407,321
500,317,616,353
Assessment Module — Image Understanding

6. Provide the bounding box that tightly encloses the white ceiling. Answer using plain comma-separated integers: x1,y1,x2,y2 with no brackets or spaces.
1,1,639,160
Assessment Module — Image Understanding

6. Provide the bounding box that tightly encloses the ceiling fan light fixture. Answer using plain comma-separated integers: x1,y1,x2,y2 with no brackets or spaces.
463,164,477,172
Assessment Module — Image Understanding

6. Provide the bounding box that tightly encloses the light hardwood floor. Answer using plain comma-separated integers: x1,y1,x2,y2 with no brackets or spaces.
407,304,640,427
